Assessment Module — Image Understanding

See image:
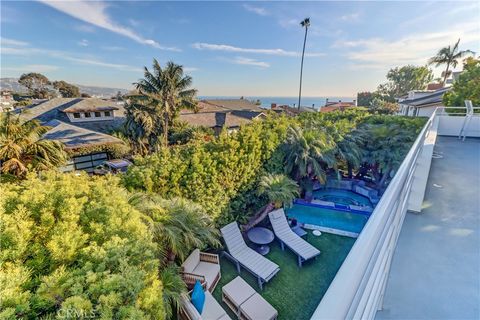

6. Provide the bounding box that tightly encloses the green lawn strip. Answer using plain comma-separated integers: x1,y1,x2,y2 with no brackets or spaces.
212,232,356,320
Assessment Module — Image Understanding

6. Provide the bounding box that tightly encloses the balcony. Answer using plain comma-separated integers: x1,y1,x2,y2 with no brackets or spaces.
311,108,480,319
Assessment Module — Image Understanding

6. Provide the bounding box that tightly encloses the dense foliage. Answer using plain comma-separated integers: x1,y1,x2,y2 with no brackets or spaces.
52,81,80,98
377,65,433,102
0,173,165,319
0,113,67,178
123,110,426,223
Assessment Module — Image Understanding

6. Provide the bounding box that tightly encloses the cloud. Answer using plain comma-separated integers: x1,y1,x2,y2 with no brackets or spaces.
243,4,268,16
340,12,360,22
192,42,325,57
230,56,270,68
2,64,60,73
74,24,96,33
334,21,479,69
78,39,89,47
38,0,179,51
1,39,142,72
0,37,29,46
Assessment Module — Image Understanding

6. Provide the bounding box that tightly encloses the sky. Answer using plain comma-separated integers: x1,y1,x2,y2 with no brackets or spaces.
1,1,479,97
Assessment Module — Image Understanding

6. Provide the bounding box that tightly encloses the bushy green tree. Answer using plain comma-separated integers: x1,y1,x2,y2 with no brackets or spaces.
377,65,433,101
443,57,480,110
53,81,80,98
0,173,165,319
18,73,53,99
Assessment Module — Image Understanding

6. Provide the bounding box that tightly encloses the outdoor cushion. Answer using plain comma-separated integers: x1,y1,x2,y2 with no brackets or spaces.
202,291,230,320
193,261,220,289
240,293,277,320
191,281,205,314
183,249,200,273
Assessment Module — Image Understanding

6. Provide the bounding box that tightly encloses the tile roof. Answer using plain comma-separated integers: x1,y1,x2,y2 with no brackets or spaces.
43,120,123,149
179,110,264,128
202,99,264,112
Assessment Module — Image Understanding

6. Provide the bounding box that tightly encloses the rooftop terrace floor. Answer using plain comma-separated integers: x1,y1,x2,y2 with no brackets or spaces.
376,136,480,320
213,232,355,320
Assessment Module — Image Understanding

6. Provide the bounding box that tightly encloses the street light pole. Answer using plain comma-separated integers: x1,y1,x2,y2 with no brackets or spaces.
298,17,310,111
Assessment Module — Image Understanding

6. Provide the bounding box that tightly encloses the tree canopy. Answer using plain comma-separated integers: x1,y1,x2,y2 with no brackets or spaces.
53,81,80,98
377,65,433,101
443,57,480,108
0,173,166,319
18,73,53,99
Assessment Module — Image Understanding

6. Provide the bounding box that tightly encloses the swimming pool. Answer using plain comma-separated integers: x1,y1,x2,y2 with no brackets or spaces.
313,188,372,207
286,189,373,234
286,205,369,234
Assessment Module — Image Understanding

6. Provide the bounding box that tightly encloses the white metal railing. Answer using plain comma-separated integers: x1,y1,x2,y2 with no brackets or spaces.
310,109,439,319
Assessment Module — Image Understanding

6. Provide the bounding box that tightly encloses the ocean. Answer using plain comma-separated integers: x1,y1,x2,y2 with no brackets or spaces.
199,96,355,110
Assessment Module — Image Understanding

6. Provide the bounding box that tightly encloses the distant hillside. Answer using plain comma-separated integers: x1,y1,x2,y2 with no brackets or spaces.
0,78,129,98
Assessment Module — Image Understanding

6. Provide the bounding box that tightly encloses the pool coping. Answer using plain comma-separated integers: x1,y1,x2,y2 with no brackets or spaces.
303,223,359,238
293,199,373,216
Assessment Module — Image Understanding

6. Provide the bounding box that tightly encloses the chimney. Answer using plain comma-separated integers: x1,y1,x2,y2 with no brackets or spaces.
325,98,329,106
271,103,277,109
353,99,357,106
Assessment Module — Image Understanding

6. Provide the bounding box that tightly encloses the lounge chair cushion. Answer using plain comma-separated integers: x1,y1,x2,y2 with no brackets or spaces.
191,281,205,314
270,210,283,220
202,291,230,320
234,248,279,281
183,249,200,273
193,261,220,289
240,293,278,320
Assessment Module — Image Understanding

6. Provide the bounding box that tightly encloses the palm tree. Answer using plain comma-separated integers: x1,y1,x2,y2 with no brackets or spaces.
429,39,474,85
298,18,310,110
0,112,66,177
133,59,198,148
159,264,187,320
131,195,220,263
283,126,336,198
243,173,299,231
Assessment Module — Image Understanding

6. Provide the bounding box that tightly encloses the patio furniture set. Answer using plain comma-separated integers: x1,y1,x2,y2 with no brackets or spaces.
179,208,321,320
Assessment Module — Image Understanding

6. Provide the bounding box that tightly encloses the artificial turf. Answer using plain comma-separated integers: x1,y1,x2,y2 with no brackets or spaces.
212,231,356,320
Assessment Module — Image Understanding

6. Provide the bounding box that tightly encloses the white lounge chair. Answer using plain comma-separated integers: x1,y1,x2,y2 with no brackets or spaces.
220,222,280,290
268,209,321,267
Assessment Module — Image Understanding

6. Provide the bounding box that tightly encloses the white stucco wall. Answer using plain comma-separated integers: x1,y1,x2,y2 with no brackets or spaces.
67,111,115,122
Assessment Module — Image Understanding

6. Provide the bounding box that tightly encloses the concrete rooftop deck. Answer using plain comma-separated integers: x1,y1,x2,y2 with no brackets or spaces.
376,136,480,320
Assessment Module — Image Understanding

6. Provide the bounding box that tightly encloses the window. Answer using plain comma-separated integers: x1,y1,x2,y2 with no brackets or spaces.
84,112,91,118
104,111,111,117
94,112,101,117
73,113,81,118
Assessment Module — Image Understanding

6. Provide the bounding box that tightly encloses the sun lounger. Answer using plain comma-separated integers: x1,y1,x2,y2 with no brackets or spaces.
268,209,321,267
222,276,277,320
220,222,279,290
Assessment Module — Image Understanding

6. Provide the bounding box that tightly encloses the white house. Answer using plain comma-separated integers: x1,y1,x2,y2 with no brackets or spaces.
398,87,451,117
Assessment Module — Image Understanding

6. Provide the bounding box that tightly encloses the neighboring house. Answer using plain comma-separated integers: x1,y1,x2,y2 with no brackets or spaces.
0,90,14,112
270,104,317,115
180,99,266,134
398,87,451,117
18,97,126,172
319,99,357,113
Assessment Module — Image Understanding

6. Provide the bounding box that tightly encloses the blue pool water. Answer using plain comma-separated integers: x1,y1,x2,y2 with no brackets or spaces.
313,188,372,207
286,189,373,233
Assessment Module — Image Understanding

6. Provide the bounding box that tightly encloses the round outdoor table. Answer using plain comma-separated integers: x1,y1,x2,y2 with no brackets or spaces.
247,227,275,255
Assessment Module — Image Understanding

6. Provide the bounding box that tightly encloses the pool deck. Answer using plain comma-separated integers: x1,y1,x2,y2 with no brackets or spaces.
376,136,480,319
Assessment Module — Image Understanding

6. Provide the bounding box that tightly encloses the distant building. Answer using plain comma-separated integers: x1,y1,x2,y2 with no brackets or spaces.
180,99,266,134
398,87,451,117
18,97,126,172
319,99,357,113
0,90,14,112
